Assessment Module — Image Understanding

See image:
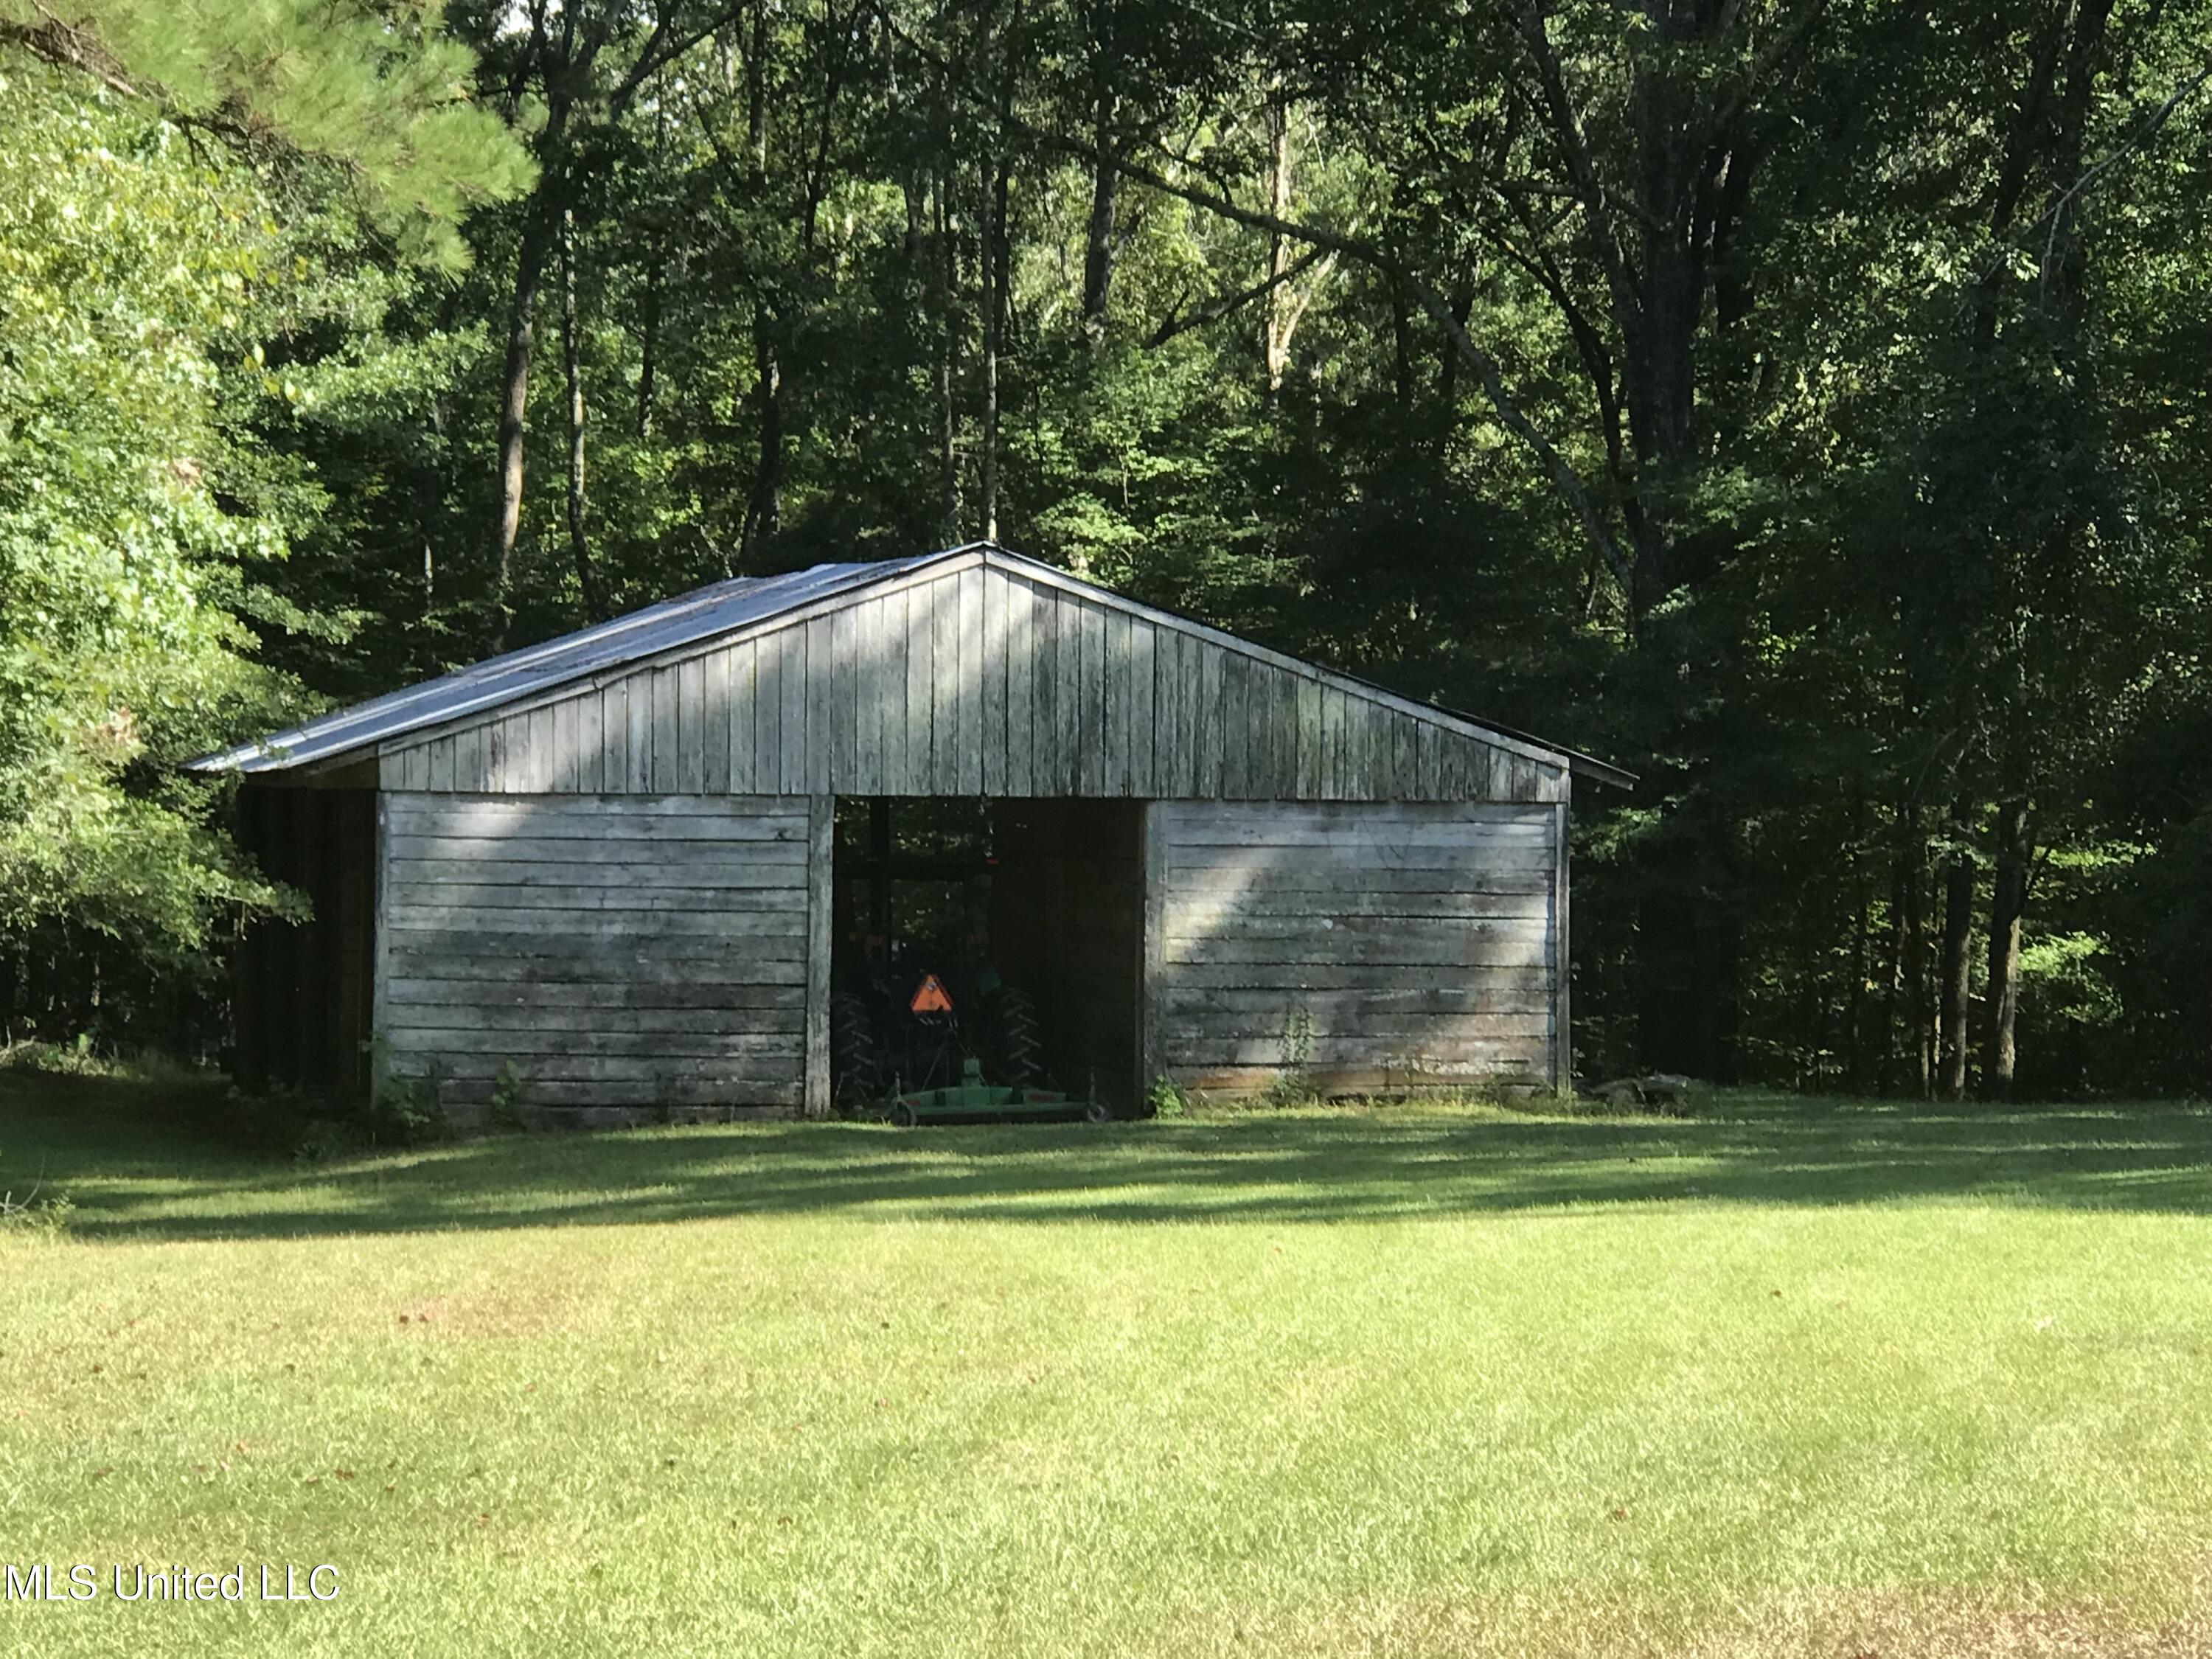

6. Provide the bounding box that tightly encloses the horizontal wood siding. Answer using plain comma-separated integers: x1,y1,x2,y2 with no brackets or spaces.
1147,801,1561,1096
378,562,1568,804
377,793,810,1113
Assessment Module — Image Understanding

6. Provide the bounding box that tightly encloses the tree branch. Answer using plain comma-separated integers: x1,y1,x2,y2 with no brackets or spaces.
1147,245,1327,347
2033,54,2212,263
1,14,138,97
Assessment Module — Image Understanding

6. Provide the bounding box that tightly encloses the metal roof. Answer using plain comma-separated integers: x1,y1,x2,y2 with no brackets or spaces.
189,548,965,774
190,542,1631,787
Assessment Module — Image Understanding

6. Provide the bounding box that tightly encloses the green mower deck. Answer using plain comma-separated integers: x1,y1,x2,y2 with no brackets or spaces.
882,1060,1112,1127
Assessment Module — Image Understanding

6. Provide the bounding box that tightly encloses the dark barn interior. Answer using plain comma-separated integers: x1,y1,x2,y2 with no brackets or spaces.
231,782,377,1096
830,796,1143,1111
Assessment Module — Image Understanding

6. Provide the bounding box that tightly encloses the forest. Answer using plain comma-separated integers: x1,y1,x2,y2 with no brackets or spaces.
1,0,2208,1098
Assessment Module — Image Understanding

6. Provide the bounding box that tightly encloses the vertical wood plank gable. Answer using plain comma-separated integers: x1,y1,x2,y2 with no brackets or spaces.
981,567,1006,795
703,650,731,795
830,602,858,793
1197,636,1225,799
678,658,706,793
535,707,560,793
1176,629,1201,797
1057,591,1085,794
1005,576,1035,795
955,564,986,795
601,684,626,793
902,585,930,795
756,627,785,793
1222,653,1251,799
805,614,835,795
859,594,893,796
1082,598,1108,795
549,700,577,793
1301,678,1326,800
1152,627,1181,798
778,622,808,794
1129,615,1156,797
727,641,757,795
577,690,603,794
1272,666,1300,800
927,575,956,792
349,564,1585,807
1032,586,1060,794
1103,606,1132,796
650,666,678,792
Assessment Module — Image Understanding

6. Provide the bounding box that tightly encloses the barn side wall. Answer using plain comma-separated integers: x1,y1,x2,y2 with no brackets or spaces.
1142,801,1563,1096
375,563,1567,805
376,792,813,1122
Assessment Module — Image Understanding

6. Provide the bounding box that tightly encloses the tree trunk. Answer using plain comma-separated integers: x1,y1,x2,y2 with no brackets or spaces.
1888,801,1929,1098
747,1,769,174
419,397,445,606
636,259,659,440
1391,288,1416,415
736,18,779,570
1262,93,1293,389
981,151,1009,542
1845,834,1871,1093
557,207,599,620
493,197,557,650
1982,797,2032,1097
1938,815,1975,1100
933,160,960,537
1080,80,1117,340
740,316,782,563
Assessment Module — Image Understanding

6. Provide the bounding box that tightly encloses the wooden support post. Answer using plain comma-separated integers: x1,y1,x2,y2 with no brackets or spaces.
1138,801,1168,1102
804,793,834,1118
1551,786,1572,1093
369,790,391,1100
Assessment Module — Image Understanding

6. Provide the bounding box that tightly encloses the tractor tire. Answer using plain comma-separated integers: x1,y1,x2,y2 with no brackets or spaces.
987,986,1042,1089
830,991,880,1112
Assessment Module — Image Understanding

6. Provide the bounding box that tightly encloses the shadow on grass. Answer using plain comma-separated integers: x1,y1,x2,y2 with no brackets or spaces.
5,1073,2210,1242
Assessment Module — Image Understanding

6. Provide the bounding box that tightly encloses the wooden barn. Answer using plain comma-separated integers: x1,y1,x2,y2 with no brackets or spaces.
192,543,1628,1124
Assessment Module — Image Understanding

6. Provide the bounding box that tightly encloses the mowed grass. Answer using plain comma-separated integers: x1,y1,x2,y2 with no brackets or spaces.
4,1077,2212,1657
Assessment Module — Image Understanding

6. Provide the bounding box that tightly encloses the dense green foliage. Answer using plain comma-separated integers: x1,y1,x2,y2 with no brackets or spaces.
7,1075,2212,1653
4,0,2209,1092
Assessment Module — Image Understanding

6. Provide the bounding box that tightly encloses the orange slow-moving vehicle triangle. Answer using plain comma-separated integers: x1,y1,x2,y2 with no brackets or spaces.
908,973,954,1014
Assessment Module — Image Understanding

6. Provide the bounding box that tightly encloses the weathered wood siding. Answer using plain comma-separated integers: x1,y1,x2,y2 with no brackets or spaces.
376,792,812,1116
376,559,1568,804
1144,801,1563,1096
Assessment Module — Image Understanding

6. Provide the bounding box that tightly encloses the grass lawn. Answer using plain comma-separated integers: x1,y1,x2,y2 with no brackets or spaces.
4,1075,2211,1657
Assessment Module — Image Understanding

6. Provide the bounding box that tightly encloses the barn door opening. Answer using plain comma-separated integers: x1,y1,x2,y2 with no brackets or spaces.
828,797,1142,1113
